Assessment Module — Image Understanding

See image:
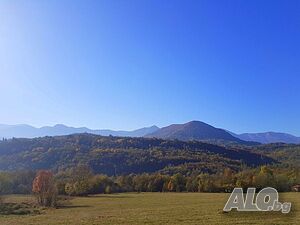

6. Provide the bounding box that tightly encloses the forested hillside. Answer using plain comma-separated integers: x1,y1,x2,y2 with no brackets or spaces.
252,143,300,166
0,134,299,196
0,134,273,175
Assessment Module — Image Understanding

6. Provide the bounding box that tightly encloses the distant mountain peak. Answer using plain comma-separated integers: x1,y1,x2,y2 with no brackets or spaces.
53,124,68,128
146,120,246,144
186,120,208,125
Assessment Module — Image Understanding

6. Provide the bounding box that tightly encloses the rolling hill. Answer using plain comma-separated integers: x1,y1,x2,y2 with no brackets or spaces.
0,134,274,175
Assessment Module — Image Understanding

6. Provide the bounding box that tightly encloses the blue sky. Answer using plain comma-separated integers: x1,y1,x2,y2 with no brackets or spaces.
0,0,299,135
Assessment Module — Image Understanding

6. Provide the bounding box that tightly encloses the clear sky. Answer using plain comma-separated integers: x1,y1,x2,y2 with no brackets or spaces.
0,0,299,135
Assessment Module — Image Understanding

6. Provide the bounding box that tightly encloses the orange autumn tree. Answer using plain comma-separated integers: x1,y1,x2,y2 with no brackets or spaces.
32,170,57,207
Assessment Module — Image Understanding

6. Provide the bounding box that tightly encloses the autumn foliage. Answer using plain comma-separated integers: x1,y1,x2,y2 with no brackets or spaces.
32,170,57,207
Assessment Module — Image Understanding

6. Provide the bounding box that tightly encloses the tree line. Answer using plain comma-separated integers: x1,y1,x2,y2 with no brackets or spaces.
54,165,299,194
1,164,299,207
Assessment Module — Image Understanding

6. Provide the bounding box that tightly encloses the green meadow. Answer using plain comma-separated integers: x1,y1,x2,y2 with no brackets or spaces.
0,193,299,225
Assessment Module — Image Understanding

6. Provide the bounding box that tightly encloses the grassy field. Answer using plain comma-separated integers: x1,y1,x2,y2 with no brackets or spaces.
0,192,299,225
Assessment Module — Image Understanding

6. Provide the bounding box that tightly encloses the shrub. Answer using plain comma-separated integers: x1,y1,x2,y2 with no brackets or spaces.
32,170,57,207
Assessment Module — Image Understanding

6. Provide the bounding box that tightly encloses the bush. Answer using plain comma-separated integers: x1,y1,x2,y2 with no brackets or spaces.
0,203,37,215
32,170,57,207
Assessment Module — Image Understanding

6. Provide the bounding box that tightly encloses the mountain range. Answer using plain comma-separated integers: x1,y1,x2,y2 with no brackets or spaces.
231,132,300,144
0,124,159,139
1,121,299,144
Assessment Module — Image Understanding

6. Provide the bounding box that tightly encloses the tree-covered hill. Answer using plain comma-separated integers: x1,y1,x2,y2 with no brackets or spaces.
252,143,300,167
0,134,274,175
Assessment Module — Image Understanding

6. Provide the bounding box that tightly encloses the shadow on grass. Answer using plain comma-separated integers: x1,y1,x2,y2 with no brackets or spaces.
88,194,133,199
57,205,91,209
